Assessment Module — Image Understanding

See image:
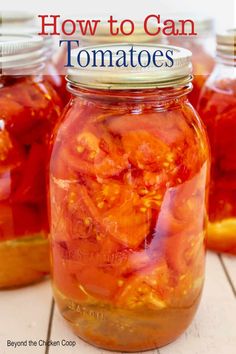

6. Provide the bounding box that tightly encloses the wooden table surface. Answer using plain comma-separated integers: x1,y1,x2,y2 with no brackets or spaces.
0,252,235,354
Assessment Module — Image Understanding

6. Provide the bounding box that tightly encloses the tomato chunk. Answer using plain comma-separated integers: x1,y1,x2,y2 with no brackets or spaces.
116,261,171,310
122,131,172,171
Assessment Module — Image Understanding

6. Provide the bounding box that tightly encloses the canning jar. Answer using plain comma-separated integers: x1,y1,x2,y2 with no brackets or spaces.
198,29,236,254
0,35,62,288
49,44,210,351
167,15,215,107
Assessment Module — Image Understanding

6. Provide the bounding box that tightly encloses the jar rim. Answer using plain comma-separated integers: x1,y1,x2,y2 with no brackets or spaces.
0,27,55,57
66,43,193,90
61,19,163,43
217,29,236,62
163,13,214,36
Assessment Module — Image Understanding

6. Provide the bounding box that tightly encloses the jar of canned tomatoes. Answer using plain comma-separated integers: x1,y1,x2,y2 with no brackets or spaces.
49,44,210,351
167,14,215,107
198,29,236,254
0,35,62,288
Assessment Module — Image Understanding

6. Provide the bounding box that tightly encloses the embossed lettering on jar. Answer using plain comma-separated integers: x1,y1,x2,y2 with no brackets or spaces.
49,44,210,352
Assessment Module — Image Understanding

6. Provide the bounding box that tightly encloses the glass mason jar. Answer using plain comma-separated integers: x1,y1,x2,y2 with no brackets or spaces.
0,35,62,288
167,15,215,107
49,44,210,351
198,29,236,254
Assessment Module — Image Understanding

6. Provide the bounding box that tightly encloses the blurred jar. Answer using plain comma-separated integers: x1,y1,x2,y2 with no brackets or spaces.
167,14,215,107
198,29,236,254
49,44,209,352
0,27,67,104
0,35,62,288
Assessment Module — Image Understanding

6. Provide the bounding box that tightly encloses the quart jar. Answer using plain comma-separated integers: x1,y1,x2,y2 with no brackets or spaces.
198,29,236,254
167,15,215,107
49,44,210,352
0,35,62,288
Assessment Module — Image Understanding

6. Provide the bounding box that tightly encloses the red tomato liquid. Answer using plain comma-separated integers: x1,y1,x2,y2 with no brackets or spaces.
198,79,236,254
0,75,62,287
189,48,215,107
49,88,209,351
45,61,70,105
168,38,215,107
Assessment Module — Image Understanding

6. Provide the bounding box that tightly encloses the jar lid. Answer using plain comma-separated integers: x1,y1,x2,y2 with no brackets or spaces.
0,11,34,25
217,29,236,59
0,27,54,56
61,19,163,44
80,20,163,45
164,13,214,36
67,44,192,90
0,34,46,74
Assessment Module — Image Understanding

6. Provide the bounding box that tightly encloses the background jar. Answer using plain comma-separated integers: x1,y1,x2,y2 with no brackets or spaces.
49,44,210,352
0,35,62,288
0,27,67,105
198,29,236,254
167,14,215,107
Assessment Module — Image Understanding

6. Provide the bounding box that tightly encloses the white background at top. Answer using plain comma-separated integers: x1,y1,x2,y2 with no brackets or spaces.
1,0,235,28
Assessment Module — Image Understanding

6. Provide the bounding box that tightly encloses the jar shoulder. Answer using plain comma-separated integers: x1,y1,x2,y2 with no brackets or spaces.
57,96,207,141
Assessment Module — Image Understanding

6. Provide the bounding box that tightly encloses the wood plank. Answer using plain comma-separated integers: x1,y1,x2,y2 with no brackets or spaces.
48,252,236,354
159,252,236,354
0,279,52,354
220,254,236,296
